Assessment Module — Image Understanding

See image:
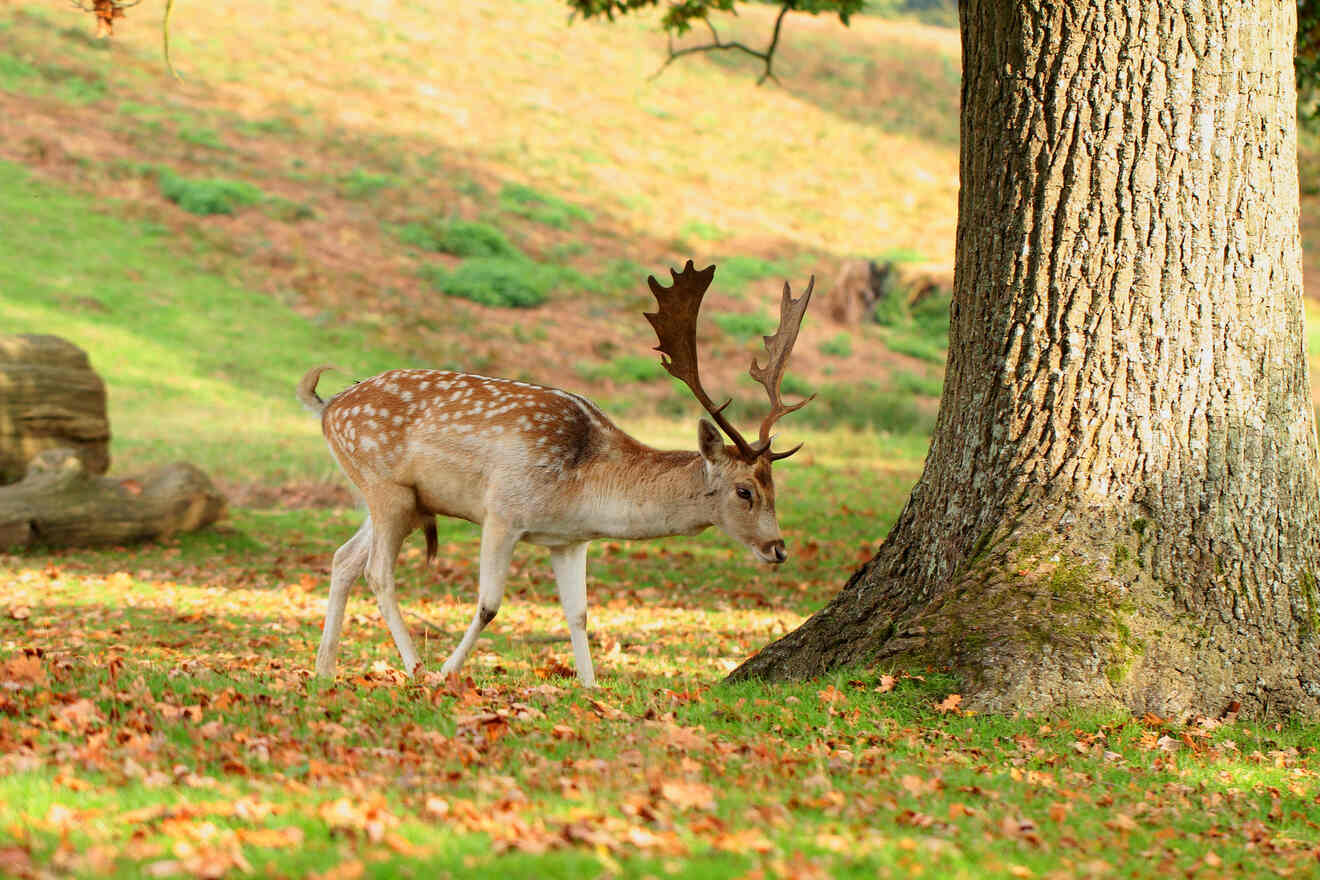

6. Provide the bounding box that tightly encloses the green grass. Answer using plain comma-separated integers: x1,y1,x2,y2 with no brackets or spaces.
4,470,1319,877
799,381,937,435
420,257,554,308
576,353,668,384
874,290,951,365
338,167,397,199
819,332,853,357
0,160,397,482
396,217,522,259
499,182,592,228
157,169,265,216
712,311,776,340
713,255,791,296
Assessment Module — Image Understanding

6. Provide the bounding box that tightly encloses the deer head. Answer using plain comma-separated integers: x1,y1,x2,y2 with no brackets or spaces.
646,261,814,564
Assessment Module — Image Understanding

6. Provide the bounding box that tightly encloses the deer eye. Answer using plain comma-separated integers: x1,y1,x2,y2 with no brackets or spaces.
735,486,753,502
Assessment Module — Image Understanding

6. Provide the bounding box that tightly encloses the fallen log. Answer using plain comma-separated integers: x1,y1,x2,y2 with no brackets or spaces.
0,448,226,549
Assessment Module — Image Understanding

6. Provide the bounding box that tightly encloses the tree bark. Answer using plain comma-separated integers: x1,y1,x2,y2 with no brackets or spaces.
0,448,227,549
732,0,1320,718
0,335,110,485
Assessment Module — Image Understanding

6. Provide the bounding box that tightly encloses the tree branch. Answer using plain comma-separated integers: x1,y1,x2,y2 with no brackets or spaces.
650,1,794,86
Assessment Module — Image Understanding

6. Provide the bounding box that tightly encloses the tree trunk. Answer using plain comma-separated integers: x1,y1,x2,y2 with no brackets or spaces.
0,448,227,549
0,335,110,485
732,0,1320,718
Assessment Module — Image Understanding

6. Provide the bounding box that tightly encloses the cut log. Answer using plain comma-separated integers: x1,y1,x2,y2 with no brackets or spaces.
0,448,226,549
0,335,110,485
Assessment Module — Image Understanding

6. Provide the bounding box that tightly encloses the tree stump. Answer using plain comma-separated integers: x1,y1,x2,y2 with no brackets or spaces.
0,448,226,549
0,335,110,485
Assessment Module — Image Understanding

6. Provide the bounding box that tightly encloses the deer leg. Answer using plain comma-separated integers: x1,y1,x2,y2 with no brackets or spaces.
549,541,596,688
314,516,371,678
440,517,518,678
362,492,422,676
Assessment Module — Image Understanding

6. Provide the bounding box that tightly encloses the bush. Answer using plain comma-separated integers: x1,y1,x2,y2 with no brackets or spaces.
420,258,551,308
339,168,396,199
264,197,315,222
576,354,667,384
819,332,853,357
439,220,521,259
499,183,591,228
803,381,936,435
158,170,263,215
713,311,776,340
873,289,951,365
893,369,943,398
395,219,521,260
715,255,788,295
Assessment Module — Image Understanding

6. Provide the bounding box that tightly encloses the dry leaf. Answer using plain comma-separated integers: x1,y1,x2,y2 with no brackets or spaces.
660,780,716,811
935,693,963,714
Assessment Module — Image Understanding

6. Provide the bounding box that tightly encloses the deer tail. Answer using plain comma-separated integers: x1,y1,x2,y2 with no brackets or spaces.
296,365,343,416
424,519,438,565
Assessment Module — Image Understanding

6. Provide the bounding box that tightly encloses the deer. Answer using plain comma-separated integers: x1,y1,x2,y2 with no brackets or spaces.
296,261,814,687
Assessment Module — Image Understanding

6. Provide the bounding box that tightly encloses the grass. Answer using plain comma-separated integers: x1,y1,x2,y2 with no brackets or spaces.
800,381,937,434
713,311,776,340
576,354,669,384
338,167,397,199
819,332,853,357
874,290,951,365
4,452,1320,876
499,182,592,228
420,258,555,308
0,160,398,483
395,218,522,260
157,169,265,216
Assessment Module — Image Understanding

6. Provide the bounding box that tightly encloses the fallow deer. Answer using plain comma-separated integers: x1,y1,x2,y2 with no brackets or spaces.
297,261,814,686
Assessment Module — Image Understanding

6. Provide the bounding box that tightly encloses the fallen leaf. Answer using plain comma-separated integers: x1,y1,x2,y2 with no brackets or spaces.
660,780,716,811
936,693,963,714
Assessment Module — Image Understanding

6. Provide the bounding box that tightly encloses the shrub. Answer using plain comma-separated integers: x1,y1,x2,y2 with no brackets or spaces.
819,332,853,357
576,354,667,384
803,381,936,435
873,289,951,365
420,258,551,308
158,170,263,215
438,220,520,259
395,219,521,260
713,311,776,340
679,219,727,242
715,255,788,295
339,168,396,199
893,369,943,398
499,183,591,228
264,197,315,222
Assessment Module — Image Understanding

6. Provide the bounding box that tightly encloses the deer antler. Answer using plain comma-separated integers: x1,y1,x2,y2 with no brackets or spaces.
646,261,814,462
748,277,815,461
645,261,759,460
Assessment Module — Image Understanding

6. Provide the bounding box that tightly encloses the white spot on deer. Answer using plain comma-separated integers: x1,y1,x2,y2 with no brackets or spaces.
401,391,413,402
393,415,404,426
419,381,430,391
351,406,361,416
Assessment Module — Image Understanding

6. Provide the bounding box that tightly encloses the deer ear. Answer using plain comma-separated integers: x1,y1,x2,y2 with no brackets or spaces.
697,420,724,463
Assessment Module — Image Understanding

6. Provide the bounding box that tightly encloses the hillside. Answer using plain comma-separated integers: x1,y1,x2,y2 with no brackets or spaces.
0,0,959,485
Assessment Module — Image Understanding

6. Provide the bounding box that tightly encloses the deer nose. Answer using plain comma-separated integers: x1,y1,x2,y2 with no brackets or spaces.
764,540,787,564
